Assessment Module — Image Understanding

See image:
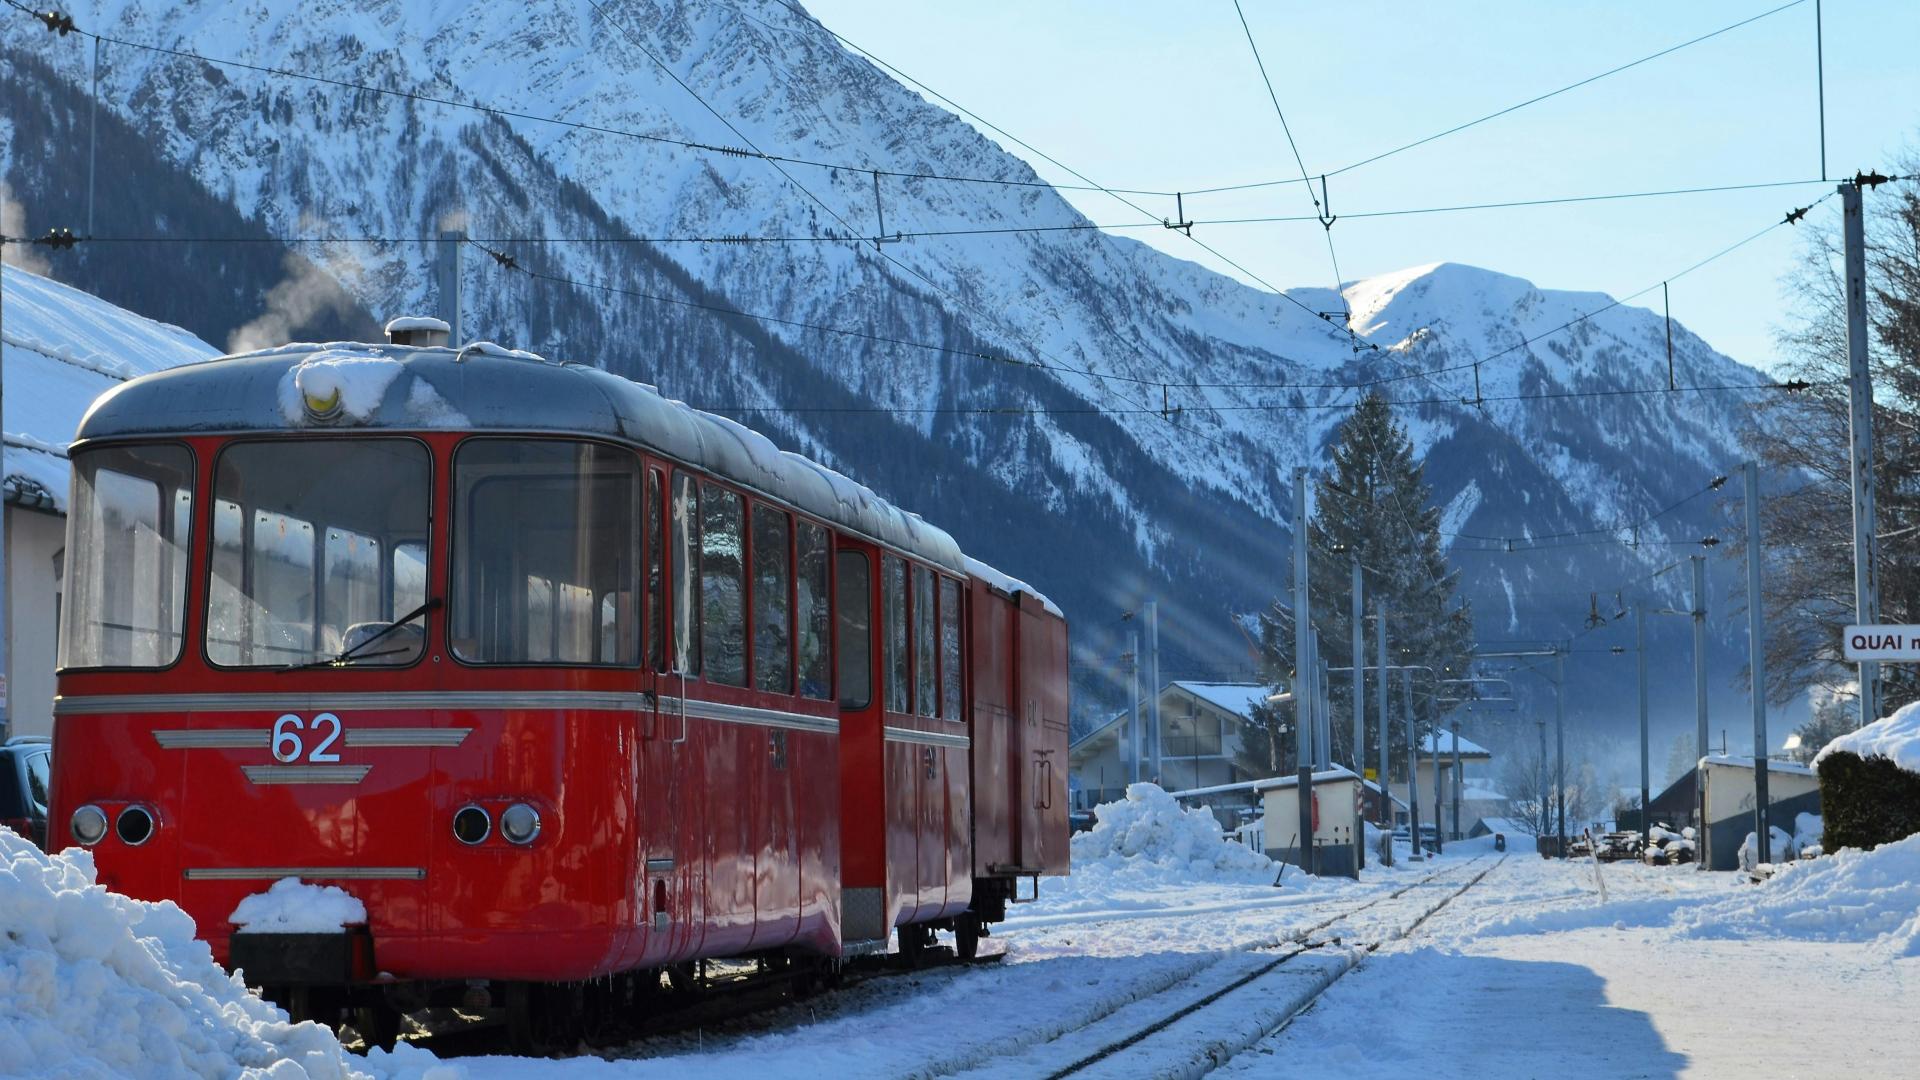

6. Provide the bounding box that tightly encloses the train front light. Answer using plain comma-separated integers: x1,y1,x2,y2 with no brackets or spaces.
71,805,109,846
452,804,491,846
500,803,542,845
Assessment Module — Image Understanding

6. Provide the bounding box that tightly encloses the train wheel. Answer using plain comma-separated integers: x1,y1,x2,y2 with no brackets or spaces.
953,915,981,962
505,982,584,1056
350,1001,403,1053
897,923,935,966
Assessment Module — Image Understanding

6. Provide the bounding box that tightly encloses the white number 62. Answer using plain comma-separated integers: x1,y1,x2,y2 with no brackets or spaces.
272,712,343,764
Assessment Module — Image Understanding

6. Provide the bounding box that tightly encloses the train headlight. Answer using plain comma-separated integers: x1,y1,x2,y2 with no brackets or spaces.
71,805,109,846
116,805,156,846
301,384,343,421
500,803,542,846
452,804,491,846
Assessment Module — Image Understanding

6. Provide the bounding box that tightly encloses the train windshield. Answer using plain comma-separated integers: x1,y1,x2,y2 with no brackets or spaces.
206,439,431,668
59,444,195,670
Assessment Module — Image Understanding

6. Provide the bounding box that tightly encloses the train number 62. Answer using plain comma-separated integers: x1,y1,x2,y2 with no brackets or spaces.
272,712,344,764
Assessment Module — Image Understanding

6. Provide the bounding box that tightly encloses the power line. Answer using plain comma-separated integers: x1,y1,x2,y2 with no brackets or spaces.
1229,0,1349,326
1188,0,1813,193
15,177,1830,248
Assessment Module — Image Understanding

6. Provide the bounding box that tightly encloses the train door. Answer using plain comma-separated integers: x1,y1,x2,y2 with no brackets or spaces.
640,467,705,964
833,539,889,946
966,580,1016,879
1013,597,1071,875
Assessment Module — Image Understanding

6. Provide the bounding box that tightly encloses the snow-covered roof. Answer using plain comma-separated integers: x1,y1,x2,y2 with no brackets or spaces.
1169,681,1272,721
2,266,218,512
1700,754,1816,778
1469,816,1533,837
1815,699,1920,774
1418,730,1492,758
73,340,992,579
1071,680,1276,750
1171,765,1364,798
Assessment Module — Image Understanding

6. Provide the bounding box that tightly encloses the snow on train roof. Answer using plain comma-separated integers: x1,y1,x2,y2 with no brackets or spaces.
75,341,986,573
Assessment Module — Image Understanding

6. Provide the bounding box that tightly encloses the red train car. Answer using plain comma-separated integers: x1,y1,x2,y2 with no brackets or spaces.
48,321,1069,1046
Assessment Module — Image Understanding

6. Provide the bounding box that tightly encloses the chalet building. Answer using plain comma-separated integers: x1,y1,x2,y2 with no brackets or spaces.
1068,681,1272,808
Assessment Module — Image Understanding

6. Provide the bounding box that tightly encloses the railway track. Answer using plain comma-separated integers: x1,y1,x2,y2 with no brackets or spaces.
929,854,1506,1080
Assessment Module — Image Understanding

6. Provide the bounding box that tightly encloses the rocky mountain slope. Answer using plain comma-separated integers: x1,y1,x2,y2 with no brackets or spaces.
0,0,1769,754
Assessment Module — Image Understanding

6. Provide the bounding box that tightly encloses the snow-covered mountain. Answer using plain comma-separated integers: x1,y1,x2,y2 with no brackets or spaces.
0,0,1764,752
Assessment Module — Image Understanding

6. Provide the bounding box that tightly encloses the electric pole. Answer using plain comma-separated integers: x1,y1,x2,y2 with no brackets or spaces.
437,227,464,345
1638,605,1651,849
1692,555,1709,843
1841,178,1881,730
1403,674,1422,861
1450,717,1463,842
1745,460,1771,863
1292,469,1315,875
1377,612,1391,866
1555,649,1567,853
1127,626,1142,784
1351,559,1365,777
1145,600,1162,782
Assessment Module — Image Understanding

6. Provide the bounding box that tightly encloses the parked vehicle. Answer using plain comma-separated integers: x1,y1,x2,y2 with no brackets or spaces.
0,735,52,850
49,322,1072,1049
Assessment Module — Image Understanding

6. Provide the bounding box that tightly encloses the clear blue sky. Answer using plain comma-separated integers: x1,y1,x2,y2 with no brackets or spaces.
802,0,1919,371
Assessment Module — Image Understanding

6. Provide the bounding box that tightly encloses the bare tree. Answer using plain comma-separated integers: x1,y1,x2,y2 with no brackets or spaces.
1738,161,1920,715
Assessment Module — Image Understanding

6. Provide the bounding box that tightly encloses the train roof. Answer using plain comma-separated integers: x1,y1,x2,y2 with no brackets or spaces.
72,341,994,577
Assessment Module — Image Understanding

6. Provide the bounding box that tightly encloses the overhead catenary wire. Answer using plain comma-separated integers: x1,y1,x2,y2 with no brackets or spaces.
1184,0,1813,194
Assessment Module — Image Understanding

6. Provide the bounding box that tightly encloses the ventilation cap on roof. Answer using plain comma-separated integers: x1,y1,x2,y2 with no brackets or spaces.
385,316,452,347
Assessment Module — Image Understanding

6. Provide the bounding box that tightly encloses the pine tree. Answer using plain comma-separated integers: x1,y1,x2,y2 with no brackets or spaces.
1250,393,1476,781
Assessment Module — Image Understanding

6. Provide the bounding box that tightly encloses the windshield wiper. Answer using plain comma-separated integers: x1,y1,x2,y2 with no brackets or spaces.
281,598,442,672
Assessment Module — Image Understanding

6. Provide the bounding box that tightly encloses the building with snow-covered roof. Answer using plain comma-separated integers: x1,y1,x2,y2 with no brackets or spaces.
1,267,218,738
1385,729,1497,838
1068,680,1276,807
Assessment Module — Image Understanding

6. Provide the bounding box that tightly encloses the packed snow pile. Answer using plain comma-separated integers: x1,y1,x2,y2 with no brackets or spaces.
0,829,455,1079
231,878,369,934
1817,700,1920,773
1794,813,1826,860
1675,832,1920,957
1738,827,1796,873
1071,783,1272,878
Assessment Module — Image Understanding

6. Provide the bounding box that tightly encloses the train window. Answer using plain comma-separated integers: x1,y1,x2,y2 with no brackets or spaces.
61,443,193,670
452,439,639,665
883,555,909,713
671,473,700,675
940,577,962,721
836,551,870,710
206,439,428,668
751,504,792,694
647,468,666,671
700,483,747,687
797,523,831,700
913,565,936,717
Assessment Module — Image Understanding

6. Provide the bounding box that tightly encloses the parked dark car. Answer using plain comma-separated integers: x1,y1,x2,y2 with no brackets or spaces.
0,736,52,850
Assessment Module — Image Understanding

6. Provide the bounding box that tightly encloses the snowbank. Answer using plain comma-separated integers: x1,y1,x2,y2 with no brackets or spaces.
231,878,369,934
1675,832,1920,958
0,830,455,1078
1070,784,1272,879
1817,699,1920,773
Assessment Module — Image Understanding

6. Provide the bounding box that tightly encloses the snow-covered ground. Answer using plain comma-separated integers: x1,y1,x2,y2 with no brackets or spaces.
8,788,1919,1079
